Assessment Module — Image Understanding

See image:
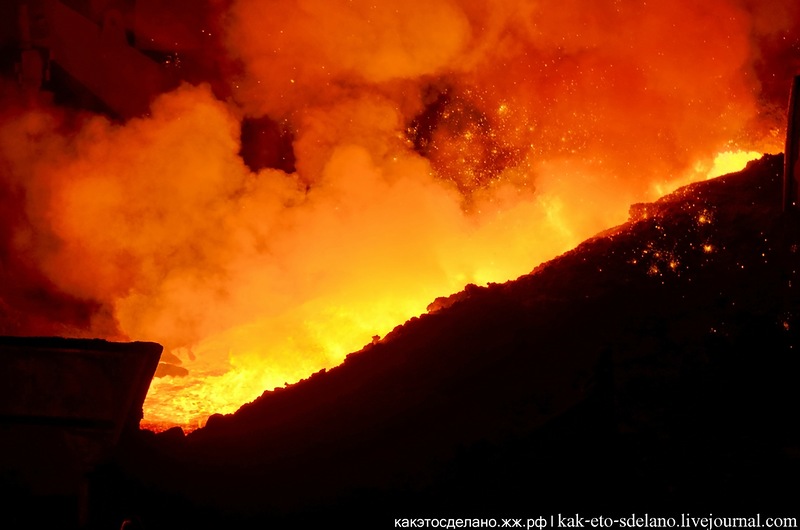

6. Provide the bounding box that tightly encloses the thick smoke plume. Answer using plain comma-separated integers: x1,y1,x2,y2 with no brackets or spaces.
0,0,798,427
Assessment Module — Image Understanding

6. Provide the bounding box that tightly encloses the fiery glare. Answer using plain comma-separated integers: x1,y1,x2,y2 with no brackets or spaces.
0,0,797,430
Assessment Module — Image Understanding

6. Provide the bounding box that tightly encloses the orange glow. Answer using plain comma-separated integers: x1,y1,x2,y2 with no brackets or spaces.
647,150,767,199
706,150,764,178
0,0,796,431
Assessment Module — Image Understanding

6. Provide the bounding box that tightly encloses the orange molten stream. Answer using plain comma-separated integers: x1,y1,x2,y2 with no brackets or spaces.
1,0,794,431
139,148,766,431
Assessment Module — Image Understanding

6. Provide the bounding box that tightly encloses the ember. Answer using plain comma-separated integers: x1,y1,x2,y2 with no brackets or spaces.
0,0,797,430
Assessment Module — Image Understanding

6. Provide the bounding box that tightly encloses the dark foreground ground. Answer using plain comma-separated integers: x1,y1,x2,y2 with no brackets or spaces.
10,155,800,528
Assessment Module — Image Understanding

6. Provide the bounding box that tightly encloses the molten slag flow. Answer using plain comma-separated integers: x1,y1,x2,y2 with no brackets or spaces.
0,0,796,430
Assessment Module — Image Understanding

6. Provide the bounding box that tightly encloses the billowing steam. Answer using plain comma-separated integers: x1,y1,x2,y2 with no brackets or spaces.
0,0,797,428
